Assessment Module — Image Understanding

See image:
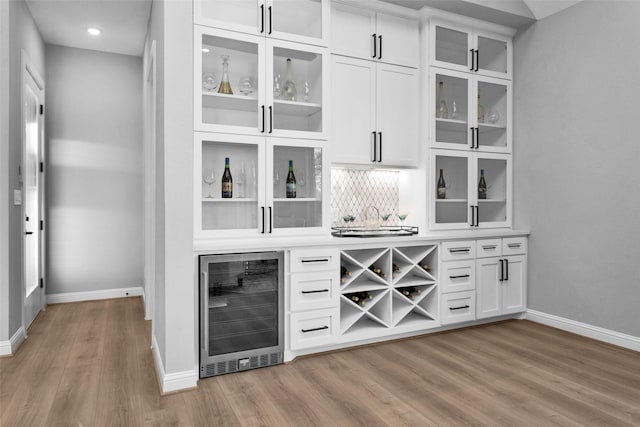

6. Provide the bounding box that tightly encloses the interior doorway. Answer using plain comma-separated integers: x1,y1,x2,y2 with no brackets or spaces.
21,50,45,330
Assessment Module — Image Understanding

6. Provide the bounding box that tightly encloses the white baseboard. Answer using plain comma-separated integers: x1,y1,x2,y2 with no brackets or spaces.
151,335,198,394
0,326,26,356
46,286,143,304
526,309,640,352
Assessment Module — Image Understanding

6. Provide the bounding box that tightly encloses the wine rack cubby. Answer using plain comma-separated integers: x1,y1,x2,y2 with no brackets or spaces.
339,245,439,338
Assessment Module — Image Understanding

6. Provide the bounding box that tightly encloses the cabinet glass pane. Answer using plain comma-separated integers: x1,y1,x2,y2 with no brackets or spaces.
201,34,260,129
477,157,507,224
272,47,323,133
478,36,507,75
435,26,469,68
272,145,322,229
199,0,260,30
477,80,507,149
435,155,469,224
435,73,469,147
202,140,259,230
271,0,322,40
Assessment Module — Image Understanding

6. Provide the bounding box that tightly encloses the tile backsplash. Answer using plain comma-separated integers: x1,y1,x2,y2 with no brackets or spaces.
331,168,399,227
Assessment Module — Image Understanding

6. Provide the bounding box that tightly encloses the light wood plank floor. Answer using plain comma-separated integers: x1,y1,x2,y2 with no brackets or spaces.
1,297,639,426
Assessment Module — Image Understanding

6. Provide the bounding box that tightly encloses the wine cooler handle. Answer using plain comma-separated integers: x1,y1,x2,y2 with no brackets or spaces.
470,48,475,71
372,33,377,58
372,131,377,162
268,206,273,233
301,289,329,294
450,305,470,311
301,325,329,333
499,259,504,281
201,271,209,355
261,206,265,234
470,127,475,149
378,35,382,60
268,6,272,35
505,259,509,281
475,49,479,72
260,4,264,33
378,132,382,163
269,106,273,133
449,274,470,279
261,105,265,133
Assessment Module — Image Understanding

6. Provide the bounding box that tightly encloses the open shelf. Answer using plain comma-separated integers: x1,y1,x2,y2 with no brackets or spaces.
202,197,257,203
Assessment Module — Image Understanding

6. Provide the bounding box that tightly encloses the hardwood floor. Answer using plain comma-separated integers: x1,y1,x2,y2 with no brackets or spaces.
1,297,639,426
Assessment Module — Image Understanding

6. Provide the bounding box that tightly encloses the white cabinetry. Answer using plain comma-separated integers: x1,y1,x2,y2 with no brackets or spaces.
440,240,476,325
194,0,330,47
331,2,419,68
476,237,527,319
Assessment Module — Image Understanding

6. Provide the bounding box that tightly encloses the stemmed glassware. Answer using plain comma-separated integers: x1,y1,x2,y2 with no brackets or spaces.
203,168,215,198
397,211,408,228
342,214,356,228
380,213,391,226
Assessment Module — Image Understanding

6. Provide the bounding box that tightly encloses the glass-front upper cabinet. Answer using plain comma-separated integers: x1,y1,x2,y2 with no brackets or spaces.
195,132,328,239
194,0,329,47
431,68,511,153
430,19,512,79
195,26,328,140
430,150,511,230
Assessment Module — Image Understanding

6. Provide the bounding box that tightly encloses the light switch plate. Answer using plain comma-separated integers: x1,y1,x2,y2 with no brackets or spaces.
13,189,22,205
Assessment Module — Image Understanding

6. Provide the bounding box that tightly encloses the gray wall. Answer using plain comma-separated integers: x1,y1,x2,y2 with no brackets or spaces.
514,0,640,337
45,45,143,295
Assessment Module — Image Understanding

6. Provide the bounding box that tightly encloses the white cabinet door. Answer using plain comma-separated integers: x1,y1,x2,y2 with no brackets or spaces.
195,0,265,36
430,19,473,74
502,255,526,315
268,0,330,47
376,63,418,167
376,13,419,68
476,257,501,319
474,152,511,229
331,55,376,164
474,29,512,79
331,2,376,60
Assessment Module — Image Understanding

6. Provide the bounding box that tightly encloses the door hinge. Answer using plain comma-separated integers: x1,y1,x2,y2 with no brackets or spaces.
40,104,44,115
40,220,43,230
40,278,44,288
40,162,44,173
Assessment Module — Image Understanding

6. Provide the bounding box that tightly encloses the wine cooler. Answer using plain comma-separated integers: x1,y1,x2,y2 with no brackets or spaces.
199,252,284,378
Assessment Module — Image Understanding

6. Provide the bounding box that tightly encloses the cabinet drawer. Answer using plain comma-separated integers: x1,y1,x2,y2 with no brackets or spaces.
441,260,475,293
502,237,527,256
290,271,339,312
290,308,339,351
441,291,476,325
289,248,340,273
441,241,476,261
476,239,502,258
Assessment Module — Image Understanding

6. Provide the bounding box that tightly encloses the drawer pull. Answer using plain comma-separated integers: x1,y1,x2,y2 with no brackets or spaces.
301,325,329,333
449,305,470,311
482,245,497,250
507,243,521,248
449,274,470,279
301,258,330,263
301,289,329,294
449,248,470,253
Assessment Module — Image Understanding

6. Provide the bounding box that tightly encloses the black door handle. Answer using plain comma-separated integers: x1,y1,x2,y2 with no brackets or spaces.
378,35,382,60
470,127,475,149
301,325,328,333
449,274,470,279
268,206,273,233
25,231,34,235
372,33,377,58
450,305,470,311
372,131,377,162
268,6,272,35
499,259,503,281
470,48,475,71
260,4,264,33
378,132,382,162
475,205,480,227
301,289,329,294
475,127,480,149
475,49,479,72
505,258,509,281
470,205,475,227
261,206,265,234
269,106,273,133
261,105,265,133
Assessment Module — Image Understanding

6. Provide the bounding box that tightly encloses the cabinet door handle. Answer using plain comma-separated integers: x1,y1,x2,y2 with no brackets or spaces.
260,4,264,33
470,205,475,227
449,274,470,279
482,245,497,250
475,205,480,227
269,106,273,133
378,132,382,162
301,289,329,294
505,259,509,281
449,248,470,253
475,49,479,72
301,325,329,333
25,231,34,235
261,105,265,133
372,131,377,162
507,243,521,248
470,48,475,71
499,259,504,282
268,5,272,34
378,35,382,60
372,33,377,58
261,206,265,234
301,258,330,263
268,206,273,233
475,127,480,149
450,305,470,311
470,127,475,149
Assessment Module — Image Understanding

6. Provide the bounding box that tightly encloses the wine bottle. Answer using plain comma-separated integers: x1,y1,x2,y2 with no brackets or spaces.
341,266,352,277
222,157,232,198
478,168,487,200
437,169,446,199
419,263,432,273
437,81,448,119
286,160,296,198
392,263,401,272
282,58,297,101
477,92,485,123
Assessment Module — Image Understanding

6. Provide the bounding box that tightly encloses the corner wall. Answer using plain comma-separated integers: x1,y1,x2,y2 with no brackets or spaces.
513,1,640,337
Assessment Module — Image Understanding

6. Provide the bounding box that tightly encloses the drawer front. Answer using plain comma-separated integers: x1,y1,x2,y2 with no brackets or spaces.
441,291,476,325
441,260,476,293
441,241,476,261
290,271,339,312
290,308,339,350
476,238,502,258
502,237,527,256
290,248,340,273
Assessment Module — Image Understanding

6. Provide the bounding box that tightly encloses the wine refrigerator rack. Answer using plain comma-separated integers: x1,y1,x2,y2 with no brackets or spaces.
339,245,439,337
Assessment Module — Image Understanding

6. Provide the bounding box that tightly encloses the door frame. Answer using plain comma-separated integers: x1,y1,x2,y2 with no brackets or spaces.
21,49,45,334
144,40,156,329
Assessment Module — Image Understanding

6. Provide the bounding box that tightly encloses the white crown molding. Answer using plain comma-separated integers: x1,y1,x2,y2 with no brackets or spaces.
152,334,198,394
46,286,143,305
0,326,26,356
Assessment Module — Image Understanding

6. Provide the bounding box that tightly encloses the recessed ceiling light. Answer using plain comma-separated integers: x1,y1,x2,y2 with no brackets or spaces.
202,48,210,53
87,28,102,36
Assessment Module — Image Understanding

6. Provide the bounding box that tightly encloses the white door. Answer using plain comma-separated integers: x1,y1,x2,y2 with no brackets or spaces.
268,0,329,47
476,257,501,319
330,2,376,61
331,55,376,164
429,20,473,74
22,57,45,329
375,12,419,68
194,0,265,36
502,255,526,314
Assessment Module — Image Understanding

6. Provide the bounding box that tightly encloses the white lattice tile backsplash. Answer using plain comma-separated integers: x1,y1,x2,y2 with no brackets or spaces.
331,168,399,227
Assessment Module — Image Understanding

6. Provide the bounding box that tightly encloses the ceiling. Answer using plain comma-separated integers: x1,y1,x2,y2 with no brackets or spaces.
25,0,152,57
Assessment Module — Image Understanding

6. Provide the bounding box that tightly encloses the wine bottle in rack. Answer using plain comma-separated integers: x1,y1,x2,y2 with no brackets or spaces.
437,169,446,199
419,262,432,273
369,265,386,279
221,157,233,198
340,266,352,284
478,168,487,200
286,160,296,198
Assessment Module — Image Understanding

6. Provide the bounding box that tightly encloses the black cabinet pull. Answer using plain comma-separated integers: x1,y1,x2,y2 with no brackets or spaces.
470,48,475,71
301,289,329,294
269,106,273,133
378,35,382,59
507,243,521,248
301,258,329,263
449,274,470,279
470,205,474,227
261,105,265,133
268,6,272,34
301,325,329,333
475,49,479,72
372,33,377,58
449,248,470,253
268,206,273,233
475,205,479,227
378,132,382,162
260,4,264,33
261,206,265,234
372,131,377,162
505,259,509,281
450,305,470,311
482,245,497,250
25,231,34,235
499,259,504,282
470,127,475,149
475,127,480,149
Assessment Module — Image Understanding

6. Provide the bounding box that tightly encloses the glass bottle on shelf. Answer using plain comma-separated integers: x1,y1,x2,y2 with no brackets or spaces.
221,157,233,198
273,74,281,99
477,91,485,123
218,55,233,95
437,169,446,199
478,169,487,200
303,80,310,102
281,58,297,101
286,160,296,198
437,81,448,119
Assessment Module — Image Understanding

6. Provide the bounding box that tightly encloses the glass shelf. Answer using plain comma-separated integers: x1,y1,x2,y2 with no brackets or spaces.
202,197,258,203
202,92,258,112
